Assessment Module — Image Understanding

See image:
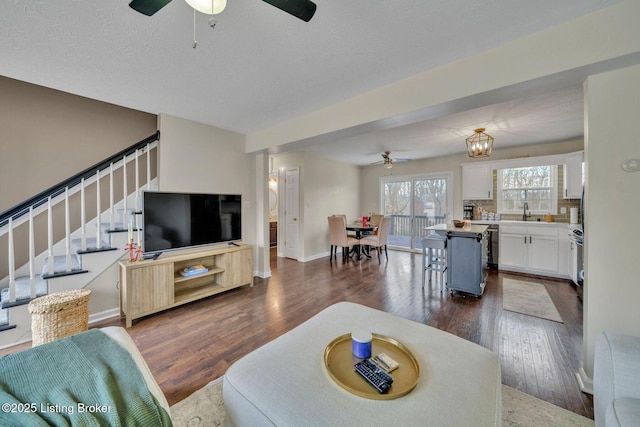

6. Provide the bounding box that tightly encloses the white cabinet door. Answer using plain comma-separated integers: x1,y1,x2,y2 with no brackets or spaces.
462,163,493,200
563,151,584,199
499,233,527,269
527,235,559,273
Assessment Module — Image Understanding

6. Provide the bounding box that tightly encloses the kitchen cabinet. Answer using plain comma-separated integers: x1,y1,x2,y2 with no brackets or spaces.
563,151,584,199
499,223,561,277
462,163,493,200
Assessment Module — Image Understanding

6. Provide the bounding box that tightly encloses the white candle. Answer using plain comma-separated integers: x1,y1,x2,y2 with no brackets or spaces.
128,223,132,242
137,227,141,248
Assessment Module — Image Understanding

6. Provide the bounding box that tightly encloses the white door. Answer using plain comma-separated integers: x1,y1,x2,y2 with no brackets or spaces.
284,168,299,260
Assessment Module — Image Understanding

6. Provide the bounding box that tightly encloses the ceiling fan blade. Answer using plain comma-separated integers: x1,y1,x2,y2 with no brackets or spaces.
262,0,317,22
129,0,173,16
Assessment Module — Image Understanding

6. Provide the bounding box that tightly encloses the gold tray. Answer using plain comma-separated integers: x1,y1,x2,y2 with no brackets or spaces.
323,333,420,400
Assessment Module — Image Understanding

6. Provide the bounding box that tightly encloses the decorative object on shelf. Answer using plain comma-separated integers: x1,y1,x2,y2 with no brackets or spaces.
125,224,143,262
466,128,494,158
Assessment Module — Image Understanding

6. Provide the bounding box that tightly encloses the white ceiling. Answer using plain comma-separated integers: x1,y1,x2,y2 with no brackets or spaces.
0,1,615,165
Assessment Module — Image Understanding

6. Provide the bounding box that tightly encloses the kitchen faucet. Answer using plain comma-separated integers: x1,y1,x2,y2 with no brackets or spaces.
522,202,530,221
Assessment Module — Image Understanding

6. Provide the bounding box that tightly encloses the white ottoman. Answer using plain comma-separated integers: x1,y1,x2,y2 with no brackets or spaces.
223,302,501,426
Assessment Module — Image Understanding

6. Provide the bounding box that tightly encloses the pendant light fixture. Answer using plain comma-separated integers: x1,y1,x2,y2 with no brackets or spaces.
466,128,494,158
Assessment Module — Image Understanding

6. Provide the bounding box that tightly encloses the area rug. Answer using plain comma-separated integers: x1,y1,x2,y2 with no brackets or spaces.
502,278,563,323
169,377,594,426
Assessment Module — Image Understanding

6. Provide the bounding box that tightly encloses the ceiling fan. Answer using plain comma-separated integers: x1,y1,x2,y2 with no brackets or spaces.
129,0,317,22
371,151,411,169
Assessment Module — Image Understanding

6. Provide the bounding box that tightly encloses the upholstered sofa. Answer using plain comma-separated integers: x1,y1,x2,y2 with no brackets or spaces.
594,331,640,427
0,327,171,426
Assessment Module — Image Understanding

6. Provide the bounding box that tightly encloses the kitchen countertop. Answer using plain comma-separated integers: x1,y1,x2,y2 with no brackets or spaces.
471,220,576,227
427,223,488,234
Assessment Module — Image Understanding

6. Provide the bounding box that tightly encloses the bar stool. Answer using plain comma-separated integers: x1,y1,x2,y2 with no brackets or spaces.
422,233,447,290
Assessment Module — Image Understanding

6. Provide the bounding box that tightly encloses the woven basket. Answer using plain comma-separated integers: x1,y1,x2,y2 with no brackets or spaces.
28,289,91,346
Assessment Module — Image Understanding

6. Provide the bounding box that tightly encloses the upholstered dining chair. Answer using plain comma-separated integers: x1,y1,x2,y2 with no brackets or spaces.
328,215,360,261
333,214,355,237
359,216,391,263
367,213,384,236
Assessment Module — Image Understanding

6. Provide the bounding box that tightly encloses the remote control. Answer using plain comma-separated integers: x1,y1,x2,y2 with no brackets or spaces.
354,359,392,394
361,358,393,384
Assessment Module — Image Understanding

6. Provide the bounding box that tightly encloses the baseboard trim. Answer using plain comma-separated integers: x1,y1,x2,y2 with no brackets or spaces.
576,368,594,395
89,308,121,325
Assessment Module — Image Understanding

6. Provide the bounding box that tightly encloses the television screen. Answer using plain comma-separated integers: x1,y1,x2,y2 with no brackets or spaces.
143,192,242,253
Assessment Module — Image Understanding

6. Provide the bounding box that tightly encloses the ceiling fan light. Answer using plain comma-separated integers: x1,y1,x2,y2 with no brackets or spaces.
466,128,494,158
384,158,393,169
185,0,226,14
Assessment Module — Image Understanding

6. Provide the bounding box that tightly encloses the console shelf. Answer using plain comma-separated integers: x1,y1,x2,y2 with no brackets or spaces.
119,243,253,327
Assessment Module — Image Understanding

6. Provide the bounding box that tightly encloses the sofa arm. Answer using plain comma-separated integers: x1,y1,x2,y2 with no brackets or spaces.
594,331,640,427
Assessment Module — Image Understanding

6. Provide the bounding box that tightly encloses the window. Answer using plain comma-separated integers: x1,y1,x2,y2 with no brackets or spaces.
497,165,557,214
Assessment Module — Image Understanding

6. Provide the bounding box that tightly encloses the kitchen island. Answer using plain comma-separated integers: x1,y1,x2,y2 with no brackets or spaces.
426,223,488,297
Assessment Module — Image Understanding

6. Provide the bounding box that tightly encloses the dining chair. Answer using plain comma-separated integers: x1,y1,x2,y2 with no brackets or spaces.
359,216,390,263
328,216,360,261
368,214,384,235
333,214,356,237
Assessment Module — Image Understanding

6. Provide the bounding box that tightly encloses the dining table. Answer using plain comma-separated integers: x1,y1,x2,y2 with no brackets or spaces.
346,222,377,259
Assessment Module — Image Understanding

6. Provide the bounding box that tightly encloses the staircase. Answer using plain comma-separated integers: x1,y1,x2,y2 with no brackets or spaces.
0,133,159,348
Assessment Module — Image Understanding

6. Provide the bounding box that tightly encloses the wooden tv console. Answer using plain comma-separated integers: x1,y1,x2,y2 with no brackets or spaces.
119,243,253,327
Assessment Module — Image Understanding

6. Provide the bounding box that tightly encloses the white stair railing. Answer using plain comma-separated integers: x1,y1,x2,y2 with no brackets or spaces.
0,138,158,314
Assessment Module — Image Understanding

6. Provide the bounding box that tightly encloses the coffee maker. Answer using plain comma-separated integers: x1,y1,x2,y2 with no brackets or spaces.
463,204,474,220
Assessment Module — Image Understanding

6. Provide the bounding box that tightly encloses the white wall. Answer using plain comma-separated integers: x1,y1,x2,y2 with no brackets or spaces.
157,113,257,251
360,139,584,220
582,64,640,377
273,152,360,260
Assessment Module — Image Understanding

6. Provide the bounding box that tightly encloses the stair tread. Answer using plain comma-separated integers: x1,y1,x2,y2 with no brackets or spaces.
1,276,48,307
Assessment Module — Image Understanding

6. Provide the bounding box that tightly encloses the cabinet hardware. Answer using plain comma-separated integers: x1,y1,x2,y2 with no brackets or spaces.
524,236,527,244
529,236,532,244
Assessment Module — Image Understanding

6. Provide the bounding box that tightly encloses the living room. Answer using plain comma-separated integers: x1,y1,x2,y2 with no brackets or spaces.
2,1,640,425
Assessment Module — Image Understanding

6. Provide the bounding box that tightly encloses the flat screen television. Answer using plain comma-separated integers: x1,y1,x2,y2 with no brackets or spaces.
143,191,242,253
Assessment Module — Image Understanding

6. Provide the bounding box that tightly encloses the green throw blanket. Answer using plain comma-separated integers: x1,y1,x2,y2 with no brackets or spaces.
0,329,172,426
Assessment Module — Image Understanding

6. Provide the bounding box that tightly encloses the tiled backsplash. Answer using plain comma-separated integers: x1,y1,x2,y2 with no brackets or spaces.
464,169,581,223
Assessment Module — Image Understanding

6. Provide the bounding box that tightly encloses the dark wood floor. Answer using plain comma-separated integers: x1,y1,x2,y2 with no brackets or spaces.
5,247,594,418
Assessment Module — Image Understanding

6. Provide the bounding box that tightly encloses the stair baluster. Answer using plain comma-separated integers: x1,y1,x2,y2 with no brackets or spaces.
7,218,15,303
65,187,72,272
122,154,127,226
47,197,54,275
96,169,102,249
109,163,115,232
80,178,87,252
28,207,36,299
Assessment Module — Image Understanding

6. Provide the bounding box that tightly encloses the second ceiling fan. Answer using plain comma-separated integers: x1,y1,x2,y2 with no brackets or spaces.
372,151,410,169
129,0,317,22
